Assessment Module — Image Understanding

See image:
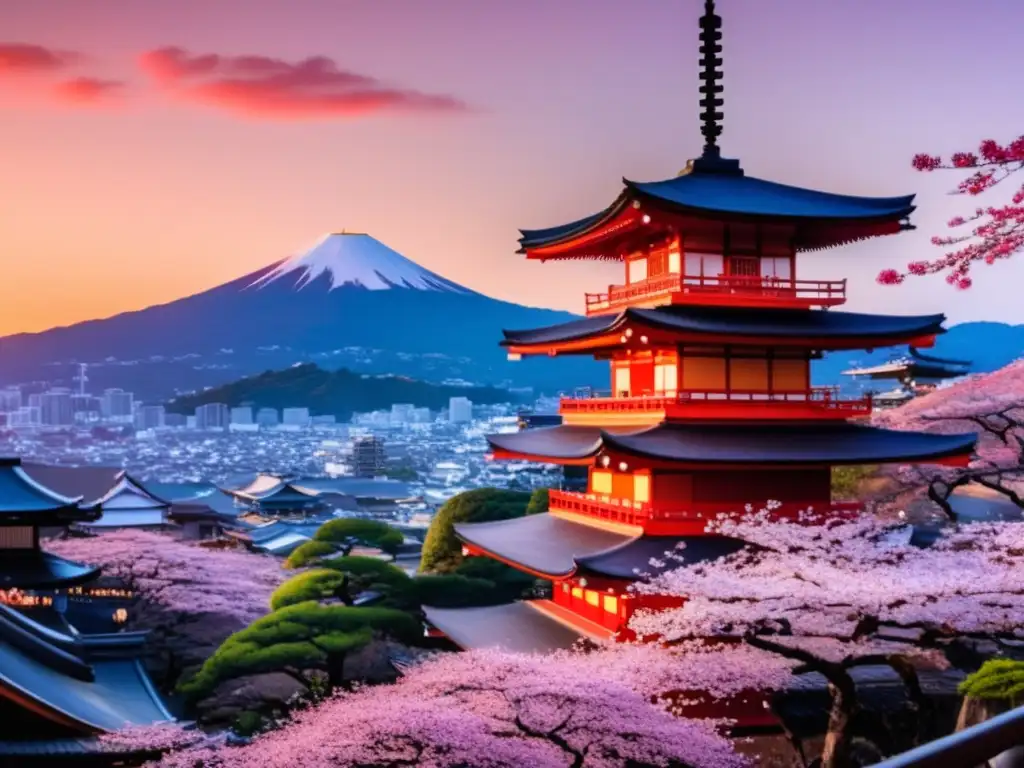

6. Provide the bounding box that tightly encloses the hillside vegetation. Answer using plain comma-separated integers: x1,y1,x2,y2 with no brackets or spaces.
166,363,515,420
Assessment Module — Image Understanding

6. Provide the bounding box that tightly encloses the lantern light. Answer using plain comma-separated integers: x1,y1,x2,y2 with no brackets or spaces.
625,328,633,338
642,214,651,224
601,455,611,467
618,461,628,472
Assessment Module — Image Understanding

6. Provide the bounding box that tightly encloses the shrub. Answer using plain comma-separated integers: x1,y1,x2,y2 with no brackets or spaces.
420,489,533,573
314,519,404,556
284,541,337,569
525,487,549,516
270,569,347,611
960,659,1024,702
411,574,506,608
180,602,421,699
831,465,877,500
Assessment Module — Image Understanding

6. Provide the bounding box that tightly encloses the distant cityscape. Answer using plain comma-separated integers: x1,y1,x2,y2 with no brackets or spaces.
0,368,558,508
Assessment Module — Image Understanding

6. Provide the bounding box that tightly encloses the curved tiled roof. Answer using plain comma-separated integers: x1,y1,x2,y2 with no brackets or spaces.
501,306,947,347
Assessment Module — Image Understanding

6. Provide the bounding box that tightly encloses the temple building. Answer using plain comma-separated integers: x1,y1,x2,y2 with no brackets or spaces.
842,347,972,408
21,462,171,529
0,457,172,761
423,0,977,655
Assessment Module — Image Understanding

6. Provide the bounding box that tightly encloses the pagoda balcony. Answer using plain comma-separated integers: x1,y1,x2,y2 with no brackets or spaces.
548,489,863,535
559,387,873,423
584,274,847,315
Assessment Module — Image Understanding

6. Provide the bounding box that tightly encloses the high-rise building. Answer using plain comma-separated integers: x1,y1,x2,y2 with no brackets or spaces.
351,435,386,477
27,394,42,409
195,403,229,430
411,407,432,424
449,396,473,424
102,388,134,421
230,406,253,425
255,408,279,427
282,407,310,427
40,390,74,427
135,405,166,430
0,388,21,413
390,403,415,424
164,412,187,428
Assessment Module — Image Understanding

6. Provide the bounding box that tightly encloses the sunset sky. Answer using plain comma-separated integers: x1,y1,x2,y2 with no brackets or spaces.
2,0,1023,337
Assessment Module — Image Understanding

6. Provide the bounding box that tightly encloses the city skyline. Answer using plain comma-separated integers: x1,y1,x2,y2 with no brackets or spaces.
2,0,1024,337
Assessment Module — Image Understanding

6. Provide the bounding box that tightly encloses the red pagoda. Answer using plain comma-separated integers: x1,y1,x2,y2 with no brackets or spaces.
423,0,977,654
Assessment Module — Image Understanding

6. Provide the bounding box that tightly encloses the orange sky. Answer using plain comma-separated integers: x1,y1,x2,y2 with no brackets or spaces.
2,0,1024,337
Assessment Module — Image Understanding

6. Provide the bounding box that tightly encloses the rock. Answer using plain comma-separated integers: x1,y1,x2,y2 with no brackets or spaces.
196,673,307,724
342,637,401,684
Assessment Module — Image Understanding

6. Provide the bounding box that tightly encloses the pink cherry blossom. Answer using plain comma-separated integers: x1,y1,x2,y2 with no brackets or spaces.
880,135,1024,286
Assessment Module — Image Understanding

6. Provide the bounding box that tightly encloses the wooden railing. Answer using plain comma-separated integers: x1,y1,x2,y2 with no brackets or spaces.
548,489,863,530
584,274,847,315
559,387,873,417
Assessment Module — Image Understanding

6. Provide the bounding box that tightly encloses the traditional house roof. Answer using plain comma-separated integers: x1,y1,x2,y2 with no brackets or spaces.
843,347,971,381
422,602,591,654
0,604,172,734
0,550,100,591
0,458,98,526
455,512,745,580
487,422,976,466
501,306,947,350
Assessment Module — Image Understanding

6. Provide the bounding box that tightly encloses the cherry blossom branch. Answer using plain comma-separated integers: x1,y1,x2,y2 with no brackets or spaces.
878,135,1024,288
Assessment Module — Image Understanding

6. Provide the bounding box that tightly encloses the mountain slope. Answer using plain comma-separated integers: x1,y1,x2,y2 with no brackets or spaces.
167,363,517,421
0,234,602,399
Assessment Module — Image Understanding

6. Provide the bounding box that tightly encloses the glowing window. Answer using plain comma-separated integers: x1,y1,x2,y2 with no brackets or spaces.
603,595,619,614
585,591,600,607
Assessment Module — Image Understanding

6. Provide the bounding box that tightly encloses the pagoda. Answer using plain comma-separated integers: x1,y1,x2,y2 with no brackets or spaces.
0,457,172,757
422,0,978,653
842,347,972,408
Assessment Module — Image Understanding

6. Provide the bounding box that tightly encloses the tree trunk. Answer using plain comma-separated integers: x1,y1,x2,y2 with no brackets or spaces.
820,684,858,768
325,652,347,691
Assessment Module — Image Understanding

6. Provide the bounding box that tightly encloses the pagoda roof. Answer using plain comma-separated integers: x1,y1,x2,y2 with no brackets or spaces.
20,463,170,508
518,171,915,254
0,458,98,523
486,422,976,466
455,511,744,580
220,473,321,503
422,602,590,653
501,306,946,350
0,550,100,590
0,604,172,733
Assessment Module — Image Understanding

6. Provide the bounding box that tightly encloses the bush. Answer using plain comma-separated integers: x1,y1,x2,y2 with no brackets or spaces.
420,489,533,574
831,465,877,500
284,541,338,569
411,574,507,608
526,487,549,516
960,659,1024,702
453,557,537,601
314,519,404,556
180,602,421,700
232,711,264,737
270,569,347,611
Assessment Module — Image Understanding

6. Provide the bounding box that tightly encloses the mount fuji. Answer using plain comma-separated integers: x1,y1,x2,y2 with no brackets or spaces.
0,233,600,400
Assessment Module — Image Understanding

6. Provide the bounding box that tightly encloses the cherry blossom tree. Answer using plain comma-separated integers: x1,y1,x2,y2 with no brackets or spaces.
630,509,1024,767
126,645,779,768
878,135,1024,288
873,393,1024,519
46,529,285,688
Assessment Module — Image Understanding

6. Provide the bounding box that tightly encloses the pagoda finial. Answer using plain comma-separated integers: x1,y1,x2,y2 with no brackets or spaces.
698,0,723,156
684,0,742,176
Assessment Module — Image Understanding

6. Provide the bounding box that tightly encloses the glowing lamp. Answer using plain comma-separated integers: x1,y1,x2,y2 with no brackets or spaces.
618,461,628,472
601,455,611,467
642,214,651,224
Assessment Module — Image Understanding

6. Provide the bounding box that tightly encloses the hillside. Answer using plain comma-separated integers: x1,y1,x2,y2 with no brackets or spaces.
166,363,519,420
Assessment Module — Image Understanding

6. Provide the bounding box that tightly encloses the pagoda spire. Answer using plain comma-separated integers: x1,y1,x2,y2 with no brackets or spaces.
685,0,742,176
698,0,724,157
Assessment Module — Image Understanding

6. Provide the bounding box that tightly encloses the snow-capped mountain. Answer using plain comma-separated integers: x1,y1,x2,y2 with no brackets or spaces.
250,233,471,293
0,233,599,399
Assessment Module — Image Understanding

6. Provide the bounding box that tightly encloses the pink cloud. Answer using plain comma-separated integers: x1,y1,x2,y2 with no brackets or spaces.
137,46,469,120
53,77,125,104
0,43,79,74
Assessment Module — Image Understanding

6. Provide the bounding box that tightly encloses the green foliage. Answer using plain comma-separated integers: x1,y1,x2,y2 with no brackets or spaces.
284,540,338,569
960,659,1024,702
831,465,878,500
420,488,533,574
165,363,513,421
180,602,421,700
270,569,346,611
232,711,264,737
453,557,536,600
526,487,549,516
383,465,418,481
411,574,513,608
314,518,404,556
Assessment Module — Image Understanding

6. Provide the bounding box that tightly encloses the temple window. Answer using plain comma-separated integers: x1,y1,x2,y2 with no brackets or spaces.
0,526,33,549
684,252,724,279
729,357,769,392
603,595,619,614
761,255,793,281
571,587,584,599
654,361,678,395
633,474,651,504
585,590,601,607
681,355,726,391
591,469,613,495
613,363,631,397
772,357,810,392
627,254,648,284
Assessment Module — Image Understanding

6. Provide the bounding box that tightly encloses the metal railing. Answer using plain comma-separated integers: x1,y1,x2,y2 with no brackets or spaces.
870,705,1024,767
584,274,847,315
